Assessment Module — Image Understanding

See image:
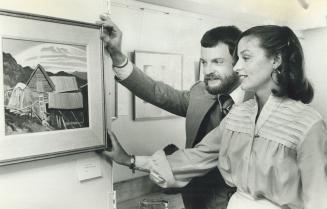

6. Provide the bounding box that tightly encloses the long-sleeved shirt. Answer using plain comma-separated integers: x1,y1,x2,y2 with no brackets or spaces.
136,95,327,209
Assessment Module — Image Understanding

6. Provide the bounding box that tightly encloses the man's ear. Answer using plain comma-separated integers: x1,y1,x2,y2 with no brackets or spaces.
272,54,282,70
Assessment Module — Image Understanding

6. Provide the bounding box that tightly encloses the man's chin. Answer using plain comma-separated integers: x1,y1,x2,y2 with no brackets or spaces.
205,86,221,95
205,82,233,95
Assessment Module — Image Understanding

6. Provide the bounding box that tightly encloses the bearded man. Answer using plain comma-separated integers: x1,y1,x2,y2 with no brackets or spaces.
99,15,250,209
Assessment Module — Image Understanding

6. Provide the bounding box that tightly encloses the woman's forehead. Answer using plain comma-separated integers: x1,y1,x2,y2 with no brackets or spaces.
238,36,262,53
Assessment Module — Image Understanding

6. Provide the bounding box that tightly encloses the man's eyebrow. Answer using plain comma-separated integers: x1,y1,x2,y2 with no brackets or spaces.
200,57,225,62
213,58,224,61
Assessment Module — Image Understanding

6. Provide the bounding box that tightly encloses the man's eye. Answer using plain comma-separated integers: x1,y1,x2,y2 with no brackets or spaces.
213,59,224,64
200,60,207,65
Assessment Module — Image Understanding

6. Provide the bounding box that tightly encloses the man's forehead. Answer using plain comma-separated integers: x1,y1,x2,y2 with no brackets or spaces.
200,43,231,59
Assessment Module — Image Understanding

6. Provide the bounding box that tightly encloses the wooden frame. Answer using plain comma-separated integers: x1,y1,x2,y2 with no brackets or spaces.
0,10,107,165
133,51,183,120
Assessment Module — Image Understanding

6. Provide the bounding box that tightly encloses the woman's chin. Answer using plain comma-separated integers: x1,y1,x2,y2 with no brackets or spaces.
240,83,252,91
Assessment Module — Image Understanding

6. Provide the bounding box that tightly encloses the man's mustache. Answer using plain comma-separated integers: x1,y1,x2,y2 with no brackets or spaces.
204,73,222,81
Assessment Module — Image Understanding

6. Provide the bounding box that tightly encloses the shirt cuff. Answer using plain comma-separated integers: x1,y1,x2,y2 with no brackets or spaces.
135,156,152,171
113,58,133,80
135,150,176,188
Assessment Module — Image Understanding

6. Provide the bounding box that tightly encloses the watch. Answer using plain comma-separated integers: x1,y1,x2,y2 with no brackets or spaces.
129,155,135,173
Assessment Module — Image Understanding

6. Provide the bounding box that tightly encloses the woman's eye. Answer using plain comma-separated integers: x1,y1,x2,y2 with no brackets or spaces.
242,56,250,61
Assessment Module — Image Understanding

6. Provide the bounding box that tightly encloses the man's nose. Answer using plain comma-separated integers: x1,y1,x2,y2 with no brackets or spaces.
203,64,213,75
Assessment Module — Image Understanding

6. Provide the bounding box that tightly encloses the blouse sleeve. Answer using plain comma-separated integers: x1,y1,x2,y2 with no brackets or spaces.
297,120,327,209
135,121,225,188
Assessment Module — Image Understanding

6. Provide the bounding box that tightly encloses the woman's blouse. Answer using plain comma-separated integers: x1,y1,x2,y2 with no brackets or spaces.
135,95,327,209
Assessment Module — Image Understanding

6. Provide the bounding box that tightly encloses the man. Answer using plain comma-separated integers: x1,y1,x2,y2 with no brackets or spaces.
98,14,248,209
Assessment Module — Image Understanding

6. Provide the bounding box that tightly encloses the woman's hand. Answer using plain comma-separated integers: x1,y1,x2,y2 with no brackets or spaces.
101,131,131,166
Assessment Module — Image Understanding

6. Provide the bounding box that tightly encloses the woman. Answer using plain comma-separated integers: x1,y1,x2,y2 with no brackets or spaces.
103,25,327,209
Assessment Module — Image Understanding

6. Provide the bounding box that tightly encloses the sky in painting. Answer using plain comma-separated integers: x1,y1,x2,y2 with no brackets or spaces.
2,38,87,73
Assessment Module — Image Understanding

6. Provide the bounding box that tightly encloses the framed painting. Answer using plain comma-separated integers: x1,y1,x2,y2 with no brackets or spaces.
133,51,183,120
0,10,107,165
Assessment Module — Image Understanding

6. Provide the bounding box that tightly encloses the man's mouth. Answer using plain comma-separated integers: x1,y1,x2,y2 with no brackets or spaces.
207,77,221,81
204,74,221,82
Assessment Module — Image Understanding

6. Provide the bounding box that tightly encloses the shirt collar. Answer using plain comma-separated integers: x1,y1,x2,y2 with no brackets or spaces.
217,86,245,105
229,86,245,105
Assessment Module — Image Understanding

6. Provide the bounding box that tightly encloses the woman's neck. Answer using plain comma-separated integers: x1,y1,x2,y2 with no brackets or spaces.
255,88,271,115
255,80,278,114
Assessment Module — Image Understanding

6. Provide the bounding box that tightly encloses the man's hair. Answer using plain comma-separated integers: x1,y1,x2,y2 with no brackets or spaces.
200,26,242,56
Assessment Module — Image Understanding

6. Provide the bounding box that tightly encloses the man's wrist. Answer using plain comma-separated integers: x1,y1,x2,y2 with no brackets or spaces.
111,52,127,66
113,57,128,68
112,57,133,80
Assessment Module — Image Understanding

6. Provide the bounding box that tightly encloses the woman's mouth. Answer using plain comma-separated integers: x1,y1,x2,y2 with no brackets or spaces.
238,74,248,78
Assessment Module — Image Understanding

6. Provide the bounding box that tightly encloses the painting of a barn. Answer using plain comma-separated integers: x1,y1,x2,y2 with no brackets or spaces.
4,63,88,135
3,39,88,135
25,64,55,123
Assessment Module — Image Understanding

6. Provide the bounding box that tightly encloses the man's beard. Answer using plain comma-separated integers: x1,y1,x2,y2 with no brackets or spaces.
204,72,239,95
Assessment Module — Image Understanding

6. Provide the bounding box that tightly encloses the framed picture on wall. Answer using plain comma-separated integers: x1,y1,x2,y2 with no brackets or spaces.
0,10,107,165
133,51,183,120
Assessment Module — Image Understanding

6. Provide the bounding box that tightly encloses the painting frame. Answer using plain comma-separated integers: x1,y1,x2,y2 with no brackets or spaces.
133,50,183,121
0,10,107,165
111,80,118,120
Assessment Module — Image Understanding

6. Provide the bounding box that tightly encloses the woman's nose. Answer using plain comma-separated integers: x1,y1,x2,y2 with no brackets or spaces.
233,61,241,73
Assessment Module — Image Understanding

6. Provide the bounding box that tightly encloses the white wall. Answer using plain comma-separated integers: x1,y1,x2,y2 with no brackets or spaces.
0,1,114,209
303,27,327,120
0,152,112,209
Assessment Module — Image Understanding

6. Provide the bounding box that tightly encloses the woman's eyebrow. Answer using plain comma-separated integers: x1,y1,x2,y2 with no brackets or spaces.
239,50,250,55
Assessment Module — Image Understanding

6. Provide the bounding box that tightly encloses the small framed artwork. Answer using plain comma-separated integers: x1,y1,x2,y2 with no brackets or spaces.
194,60,201,82
133,51,183,120
0,10,107,165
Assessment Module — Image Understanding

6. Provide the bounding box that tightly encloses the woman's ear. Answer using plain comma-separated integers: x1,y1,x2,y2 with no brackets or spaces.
272,54,282,70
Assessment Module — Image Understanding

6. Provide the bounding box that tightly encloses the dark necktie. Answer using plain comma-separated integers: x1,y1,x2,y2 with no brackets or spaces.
220,95,234,118
193,95,234,146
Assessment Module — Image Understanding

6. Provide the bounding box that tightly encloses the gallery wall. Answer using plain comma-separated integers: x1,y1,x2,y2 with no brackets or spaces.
0,0,114,209
303,27,327,120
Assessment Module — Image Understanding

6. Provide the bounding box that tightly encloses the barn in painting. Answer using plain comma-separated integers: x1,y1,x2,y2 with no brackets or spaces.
5,64,86,130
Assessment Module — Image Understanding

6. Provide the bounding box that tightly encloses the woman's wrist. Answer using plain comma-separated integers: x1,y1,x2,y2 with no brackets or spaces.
121,154,136,173
128,155,136,173
120,154,131,166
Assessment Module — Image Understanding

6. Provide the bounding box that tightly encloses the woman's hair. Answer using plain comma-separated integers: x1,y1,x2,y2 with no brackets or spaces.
236,25,313,104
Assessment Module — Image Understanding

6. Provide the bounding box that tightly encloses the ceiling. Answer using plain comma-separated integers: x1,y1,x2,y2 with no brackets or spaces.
135,0,327,30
